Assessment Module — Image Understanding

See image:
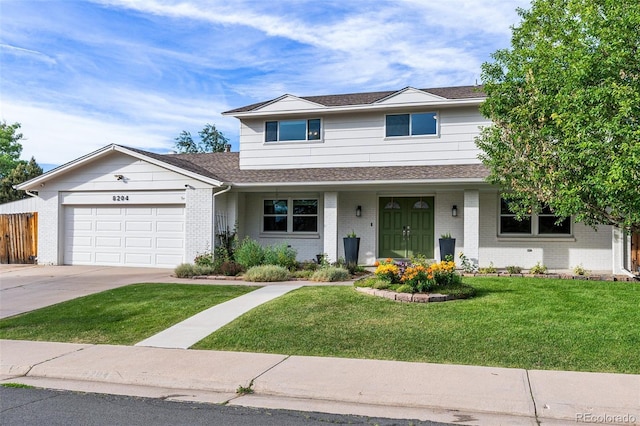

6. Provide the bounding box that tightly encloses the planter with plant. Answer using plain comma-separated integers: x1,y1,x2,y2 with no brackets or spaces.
343,230,360,267
438,232,456,261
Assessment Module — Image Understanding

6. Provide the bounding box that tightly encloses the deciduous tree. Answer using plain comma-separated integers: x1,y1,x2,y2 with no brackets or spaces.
476,0,640,233
174,123,230,153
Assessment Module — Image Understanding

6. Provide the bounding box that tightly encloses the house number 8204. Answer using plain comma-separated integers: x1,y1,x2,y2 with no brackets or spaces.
113,195,129,201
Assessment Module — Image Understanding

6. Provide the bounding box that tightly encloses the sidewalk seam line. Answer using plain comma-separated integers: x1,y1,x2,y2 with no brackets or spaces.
226,354,292,404
525,369,541,426
25,345,95,378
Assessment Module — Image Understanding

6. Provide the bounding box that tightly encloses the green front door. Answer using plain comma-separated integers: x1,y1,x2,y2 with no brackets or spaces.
379,197,434,259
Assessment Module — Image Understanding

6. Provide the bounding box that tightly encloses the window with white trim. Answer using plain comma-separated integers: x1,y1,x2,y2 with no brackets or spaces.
263,198,318,233
265,119,321,142
499,198,571,236
385,112,437,137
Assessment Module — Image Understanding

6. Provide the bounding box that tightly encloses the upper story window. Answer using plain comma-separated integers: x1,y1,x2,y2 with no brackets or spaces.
263,198,318,233
265,119,321,142
499,198,571,236
385,112,437,137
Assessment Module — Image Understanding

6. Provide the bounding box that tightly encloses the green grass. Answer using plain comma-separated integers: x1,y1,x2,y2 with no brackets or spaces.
193,277,640,373
0,284,258,345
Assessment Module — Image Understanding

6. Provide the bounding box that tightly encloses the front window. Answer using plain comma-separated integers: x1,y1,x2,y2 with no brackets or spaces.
499,198,571,236
263,198,318,233
265,119,321,142
386,112,437,137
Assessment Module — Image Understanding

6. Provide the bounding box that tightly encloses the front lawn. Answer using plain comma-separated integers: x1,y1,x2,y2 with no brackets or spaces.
0,284,258,345
194,277,640,374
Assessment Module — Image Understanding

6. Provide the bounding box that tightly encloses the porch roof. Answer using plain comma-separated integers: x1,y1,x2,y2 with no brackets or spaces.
165,152,489,185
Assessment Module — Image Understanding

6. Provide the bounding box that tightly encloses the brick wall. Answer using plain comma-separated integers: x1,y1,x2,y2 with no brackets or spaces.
36,190,60,265
185,188,213,262
479,192,612,271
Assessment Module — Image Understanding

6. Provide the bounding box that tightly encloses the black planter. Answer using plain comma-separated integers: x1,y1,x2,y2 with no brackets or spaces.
343,237,360,265
439,238,456,261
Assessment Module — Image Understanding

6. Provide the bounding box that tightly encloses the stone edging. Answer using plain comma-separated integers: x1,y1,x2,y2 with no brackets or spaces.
461,273,638,282
355,286,458,303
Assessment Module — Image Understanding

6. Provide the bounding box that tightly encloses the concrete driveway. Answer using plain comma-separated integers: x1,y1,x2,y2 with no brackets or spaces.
0,265,177,319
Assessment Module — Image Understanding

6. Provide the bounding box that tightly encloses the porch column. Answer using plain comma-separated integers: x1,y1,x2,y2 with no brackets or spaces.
463,189,480,265
323,192,338,262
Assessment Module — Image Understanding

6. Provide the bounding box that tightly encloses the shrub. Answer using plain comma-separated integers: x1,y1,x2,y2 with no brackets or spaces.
396,284,413,293
478,262,497,274
353,277,378,288
212,245,231,273
194,250,214,267
243,265,290,282
291,269,314,279
530,262,548,275
174,264,216,278
458,252,478,273
372,280,390,289
506,265,523,274
234,237,265,269
220,261,243,276
573,264,589,276
263,243,298,270
175,263,196,278
310,267,350,282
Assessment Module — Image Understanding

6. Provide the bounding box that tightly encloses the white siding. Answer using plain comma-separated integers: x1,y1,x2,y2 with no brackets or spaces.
478,192,613,271
45,152,214,191
239,107,490,169
242,192,324,262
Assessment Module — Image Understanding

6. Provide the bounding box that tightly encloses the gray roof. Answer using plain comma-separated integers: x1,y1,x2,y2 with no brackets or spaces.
224,85,485,114
163,152,489,185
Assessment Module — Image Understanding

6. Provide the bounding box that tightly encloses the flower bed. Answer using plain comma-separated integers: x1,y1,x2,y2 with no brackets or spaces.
354,258,476,302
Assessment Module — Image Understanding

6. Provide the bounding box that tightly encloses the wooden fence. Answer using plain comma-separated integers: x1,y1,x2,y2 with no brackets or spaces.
0,212,38,264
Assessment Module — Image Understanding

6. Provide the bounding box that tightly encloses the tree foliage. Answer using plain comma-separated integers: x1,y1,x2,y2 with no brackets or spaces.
476,0,640,233
0,157,43,203
0,121,44,203
174,123,230,153
1,121,24,179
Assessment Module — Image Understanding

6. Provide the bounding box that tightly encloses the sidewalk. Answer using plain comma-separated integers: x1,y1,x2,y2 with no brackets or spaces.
1,340,638,425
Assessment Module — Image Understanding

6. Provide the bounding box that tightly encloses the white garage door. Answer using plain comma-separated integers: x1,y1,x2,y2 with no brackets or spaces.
64,205,185,267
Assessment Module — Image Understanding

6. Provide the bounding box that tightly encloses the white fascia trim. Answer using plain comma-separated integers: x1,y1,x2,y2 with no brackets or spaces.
232,178,488,188
16,144,224,190
374,86,447,103
253,94,327,111
223,97,485,118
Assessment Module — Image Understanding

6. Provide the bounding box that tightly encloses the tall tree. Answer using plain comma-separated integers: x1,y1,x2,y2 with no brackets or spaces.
476,0,640,233
174,123,230,153
0,121,24,178
0,157,44,203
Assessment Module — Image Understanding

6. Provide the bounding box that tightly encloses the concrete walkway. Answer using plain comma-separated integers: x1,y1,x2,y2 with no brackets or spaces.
2,340,639,425
135,284,303,349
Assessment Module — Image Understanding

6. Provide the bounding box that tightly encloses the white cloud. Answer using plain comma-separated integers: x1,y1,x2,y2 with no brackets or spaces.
1,0,530,165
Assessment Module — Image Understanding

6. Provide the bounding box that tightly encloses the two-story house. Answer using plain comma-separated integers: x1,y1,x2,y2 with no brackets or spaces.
14,85,638,275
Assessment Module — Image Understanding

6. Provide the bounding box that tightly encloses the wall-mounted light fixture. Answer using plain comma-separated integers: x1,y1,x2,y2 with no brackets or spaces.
355,205,362,217
452,205,458,217
114,174,124,181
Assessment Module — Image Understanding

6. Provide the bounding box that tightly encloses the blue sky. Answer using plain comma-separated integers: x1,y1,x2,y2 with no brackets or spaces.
1,0,530,170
